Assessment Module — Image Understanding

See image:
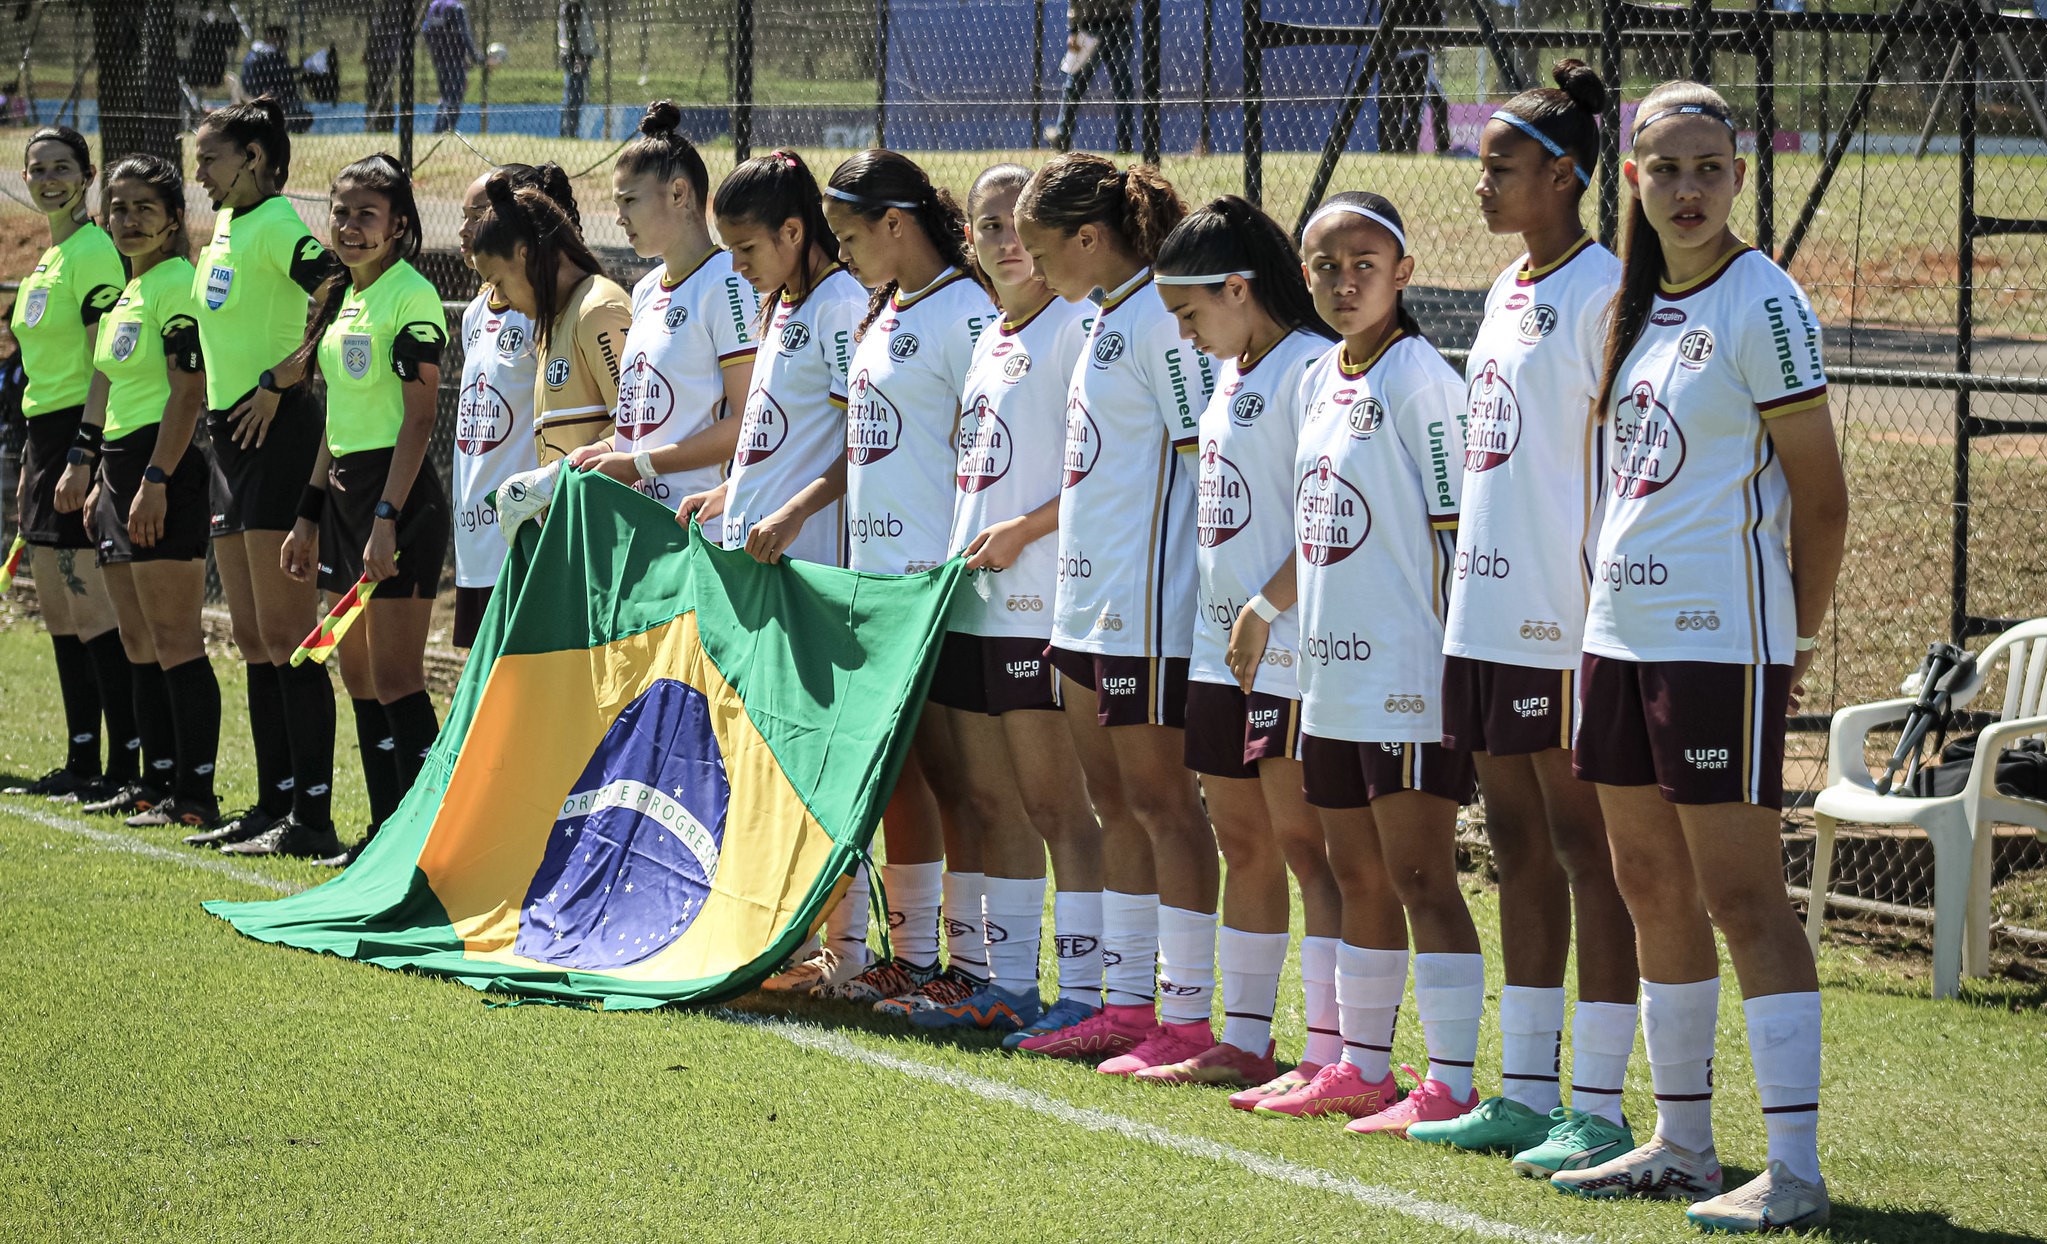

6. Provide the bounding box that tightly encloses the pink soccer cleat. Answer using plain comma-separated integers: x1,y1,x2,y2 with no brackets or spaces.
1133,1039,1279,1087
1097,1019,1216,1077
1252,1059,1401,1120
1227,1064,1321,1111
1015,1001,1155,1060
1345,1065,1479,1136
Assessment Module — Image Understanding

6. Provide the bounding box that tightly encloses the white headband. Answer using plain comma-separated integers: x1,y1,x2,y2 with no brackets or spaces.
1303,203,1407,253
1154,270,1256,286
823,184,921,210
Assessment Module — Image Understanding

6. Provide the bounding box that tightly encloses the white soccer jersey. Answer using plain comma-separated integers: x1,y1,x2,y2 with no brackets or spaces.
843,269,996,574
721,265,864,566
1190,329,1329,697
452,290,539,588
1584,248,1827,666
1051,270,1217,659
1294,332,1466,743
1445,236,1620,668
614,251,760,534
947,295,1093,638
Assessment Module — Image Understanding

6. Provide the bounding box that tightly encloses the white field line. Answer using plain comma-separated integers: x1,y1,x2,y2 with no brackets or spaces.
12,801,1590,1244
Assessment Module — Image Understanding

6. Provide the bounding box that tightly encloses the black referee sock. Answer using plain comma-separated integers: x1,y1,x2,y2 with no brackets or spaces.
84,631,140,784
50,633,103,777
278,661,336,829
131,661,177,793
382,690,440,792
351,697,402,828
245,662,294,816
162,657,222,803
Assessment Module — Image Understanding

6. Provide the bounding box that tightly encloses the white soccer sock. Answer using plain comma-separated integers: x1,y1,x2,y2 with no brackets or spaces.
1499,984,1566,1113
823,865,871,953
942,870,989,982
1569,999,1638,1127
1156,905,1218,1026
1101,890,1160,1008
1413,952,1486,1097
1336,942,1407,1080
982,875,1046,993
1052,890,1105,1003
881,860,945,970
1299,935,1343,1067
1641,977,1720,1153
1217,927,1288,1052
1744,991,1822,1183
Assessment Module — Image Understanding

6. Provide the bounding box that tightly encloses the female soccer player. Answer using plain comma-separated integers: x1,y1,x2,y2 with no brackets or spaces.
1229,193,1485,1135
749,150,999,1013
1010,155,1221,1074
1405,60,1643,1175
909,163,1105,1036
469,173,631,467
263,155,452,866
1549,82,1846,1235
182,98,343,851
1131,196,1344,1095
450,161,577,649
49,155,221,831
566,101,759,524
677,150,868,992
5,126,135,807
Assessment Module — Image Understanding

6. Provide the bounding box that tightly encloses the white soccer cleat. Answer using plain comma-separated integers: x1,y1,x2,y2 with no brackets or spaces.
1549,1136,1724,1202
1686,1161,1830,1233
761,945,872,995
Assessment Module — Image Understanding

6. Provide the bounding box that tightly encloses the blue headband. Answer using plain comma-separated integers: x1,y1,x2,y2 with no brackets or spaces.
1489,110,1589,186
1634,104,1738,138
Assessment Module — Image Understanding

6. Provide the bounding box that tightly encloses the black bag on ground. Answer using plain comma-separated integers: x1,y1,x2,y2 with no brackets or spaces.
1905,733,2047,799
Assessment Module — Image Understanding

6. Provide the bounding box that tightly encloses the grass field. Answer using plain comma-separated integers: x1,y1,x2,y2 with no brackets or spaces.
1,617,2043,1243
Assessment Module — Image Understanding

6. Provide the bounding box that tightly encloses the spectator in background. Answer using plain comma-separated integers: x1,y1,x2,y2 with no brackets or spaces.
422,0,483,134
365,0,411,133
241,25,312,133
559,0,599,140
1050,0,1135,155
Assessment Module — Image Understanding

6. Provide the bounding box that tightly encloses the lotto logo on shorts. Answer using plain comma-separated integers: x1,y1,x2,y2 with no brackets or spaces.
1102,676,1139,696
1686,747,1731,770
1465,359,1521,472
1004,595,1045,612
1518,619,1564,642
1383,693,1428,714
1675,609,1721,631
1513,696,1550,718
1611,382,1686,499
1297,457,1371,565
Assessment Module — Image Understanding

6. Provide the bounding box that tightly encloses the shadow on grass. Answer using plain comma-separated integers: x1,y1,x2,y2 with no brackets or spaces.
1822,1204,2047,1244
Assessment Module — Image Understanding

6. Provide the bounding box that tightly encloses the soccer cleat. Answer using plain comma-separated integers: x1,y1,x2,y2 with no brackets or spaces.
1346,1067,1479,1136
814,957,934,1004
1253,1060,1400,1120
1511,1108,1637,1178
1686,1160,1829,1233
314,834,373,869
183,806,279,848
126,795,221,831
83,781,163,817
5,768,96,799
1227,1064,1320,1111
761,945,873,995
1549,1136,1724,1201
1015,1001,1153,1060
1000,997,1100,1050
1132,1039,1279,1087
218,814,345,859
1098,1018,1216,1077
46,776,115,806
907,982,1044,1032
874,967,983,1017
1406,1094,1556,1153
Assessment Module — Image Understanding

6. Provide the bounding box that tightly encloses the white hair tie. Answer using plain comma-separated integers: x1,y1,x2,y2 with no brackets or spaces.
1303,203,1407,254
1154,270,1256,286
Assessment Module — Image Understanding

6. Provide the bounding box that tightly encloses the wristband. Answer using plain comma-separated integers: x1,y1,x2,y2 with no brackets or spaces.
142,464,168,485
1247,593,1281,624
374,499,402,522
1795,634,1819,653
633,450,658,483
73,423,105,453
297,485,327,524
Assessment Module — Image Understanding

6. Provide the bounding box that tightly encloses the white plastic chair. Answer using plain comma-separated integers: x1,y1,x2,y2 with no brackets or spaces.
1808,617,2047,999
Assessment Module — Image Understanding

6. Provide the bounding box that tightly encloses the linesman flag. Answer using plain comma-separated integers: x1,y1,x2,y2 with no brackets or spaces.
208,471,962,1008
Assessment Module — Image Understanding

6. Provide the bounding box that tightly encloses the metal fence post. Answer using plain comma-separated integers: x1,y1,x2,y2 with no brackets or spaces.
734,0,754,160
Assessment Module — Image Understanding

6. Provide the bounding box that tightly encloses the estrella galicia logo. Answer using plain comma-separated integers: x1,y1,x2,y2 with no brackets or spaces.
663,302,689,331
545,357,571,389
1518,303,1557,343
889,332,919,360
779,320,811,353
513,678,729,969
1610,381,1687,499
497,324,526,357
1231,391,1265,426
1092,331,1126,367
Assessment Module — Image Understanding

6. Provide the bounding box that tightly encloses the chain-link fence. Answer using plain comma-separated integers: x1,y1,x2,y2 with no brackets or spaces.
1,0,2042,970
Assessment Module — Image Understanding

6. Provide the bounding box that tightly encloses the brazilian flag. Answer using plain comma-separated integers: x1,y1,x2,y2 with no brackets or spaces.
206,471,961,1008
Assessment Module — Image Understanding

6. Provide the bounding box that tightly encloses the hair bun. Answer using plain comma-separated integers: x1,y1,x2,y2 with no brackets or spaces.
640,99,683,138
1552,58,1607,115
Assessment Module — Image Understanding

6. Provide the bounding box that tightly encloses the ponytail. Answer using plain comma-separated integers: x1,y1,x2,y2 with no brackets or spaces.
616,99,710,209
197,95,291,187
826,148,986,340
473,170,604,352
284,153,424,375
1156,195,1333,340
1015,153,1186,263
1493,58,1608,190
499,160,581,232
713,149,833,310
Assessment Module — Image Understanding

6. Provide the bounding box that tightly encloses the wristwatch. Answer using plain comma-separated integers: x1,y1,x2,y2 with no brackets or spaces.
65,447,94,465
374,499,402,522
257,369,283,393
142,465,169,485
633,450,658,482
